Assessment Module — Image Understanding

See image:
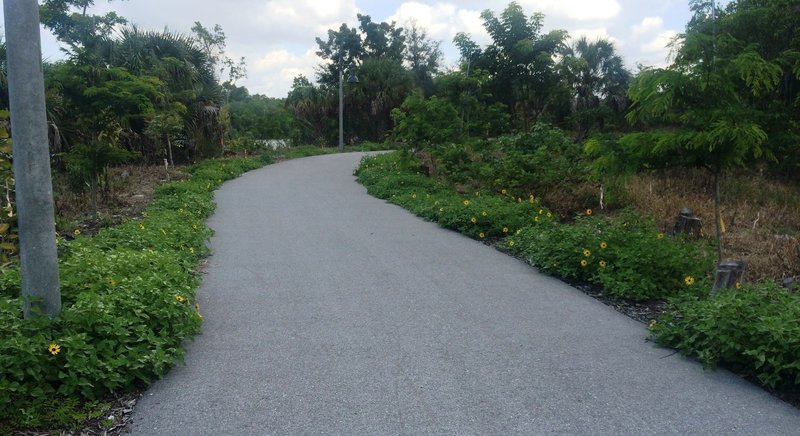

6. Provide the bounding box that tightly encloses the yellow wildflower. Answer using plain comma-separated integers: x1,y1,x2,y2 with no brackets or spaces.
534,216,540,223
412,193,417,199
600,241,608,249
502,227,509,233
470,217,477,224
176,295,186,303
547,212,552,218
73,229,81,236
684,276,695,286
599,260,607,268
501,189,507,195
509,240,515,247
657,233,665,239
463,200,470,206
481,211,487,217
192,224,198,230
586,209,593,216
48,343,61,356
580,259,588,267
139,223,145,230
479,232,485,239
583,249,591,257
735,281,742,289
648,320,657,329
107,278,116,287
189,247,195,254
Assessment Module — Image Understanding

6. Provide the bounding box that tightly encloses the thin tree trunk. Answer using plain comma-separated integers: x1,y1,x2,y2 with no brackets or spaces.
714,170,722,263
90,176,98,220
167,135,174,167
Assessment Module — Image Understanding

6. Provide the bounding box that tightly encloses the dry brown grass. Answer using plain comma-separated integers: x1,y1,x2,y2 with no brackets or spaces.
624,168,800,282
53,164,189,235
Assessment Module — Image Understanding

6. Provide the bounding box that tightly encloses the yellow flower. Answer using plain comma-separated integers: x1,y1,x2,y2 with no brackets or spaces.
648,320,657,329
470,217,477,224
139,223,145,230
657,233,665,239
547,212,552,218
48,343,61,355
73,229,81,236
179,208,184,213
192,224,198,230
735,281,742,289
107,278,116,287
517,197,522,203
509,240,515,247
502,227,509,233
463,200,470,206
501,189,507,195
189,247,195,254
580,259,588,267
529,194,535,201
583,249,591,257
586,209,593,216
684,276,695,286
600,241,608,249
481,211,487,217
599,260,607,268
195,303,200,310
479,232,485,239
175,295,186,303
439,208,444,212
412,193,417,199
534,216,540,222
538,209,543,215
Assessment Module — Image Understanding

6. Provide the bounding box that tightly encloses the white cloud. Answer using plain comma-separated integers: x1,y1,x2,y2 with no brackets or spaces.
518,0,622,21
641,30,679,54
248,47,321,96
632,16,664,36
568,27,618,45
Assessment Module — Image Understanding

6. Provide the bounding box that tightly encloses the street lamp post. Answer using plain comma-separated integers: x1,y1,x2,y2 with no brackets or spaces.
338,63,359,151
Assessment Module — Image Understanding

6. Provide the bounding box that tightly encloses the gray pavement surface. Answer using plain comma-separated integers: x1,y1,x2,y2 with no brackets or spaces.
130,152,800,435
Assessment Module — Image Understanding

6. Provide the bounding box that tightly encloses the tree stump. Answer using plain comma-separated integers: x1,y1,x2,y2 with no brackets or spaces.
711,260,746,296
673,207,702,238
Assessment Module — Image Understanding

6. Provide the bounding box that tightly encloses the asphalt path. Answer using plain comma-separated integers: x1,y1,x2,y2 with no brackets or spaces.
130,152,800,435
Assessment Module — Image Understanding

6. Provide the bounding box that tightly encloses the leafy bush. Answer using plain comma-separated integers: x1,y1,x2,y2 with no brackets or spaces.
651,282,800,389
511,212,713,300
0,155,269,429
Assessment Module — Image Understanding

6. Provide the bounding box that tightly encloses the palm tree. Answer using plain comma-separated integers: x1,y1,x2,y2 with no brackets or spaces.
563,37,631,140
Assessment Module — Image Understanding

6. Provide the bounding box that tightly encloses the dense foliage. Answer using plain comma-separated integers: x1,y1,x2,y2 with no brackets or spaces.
0,156,268,431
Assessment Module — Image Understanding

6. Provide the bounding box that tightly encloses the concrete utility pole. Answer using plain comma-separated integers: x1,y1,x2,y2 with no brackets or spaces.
4,0,61,317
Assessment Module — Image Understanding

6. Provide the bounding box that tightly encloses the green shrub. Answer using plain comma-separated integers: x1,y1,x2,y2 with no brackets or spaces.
651,282,800,388
511,212,712,300
0,155,268,429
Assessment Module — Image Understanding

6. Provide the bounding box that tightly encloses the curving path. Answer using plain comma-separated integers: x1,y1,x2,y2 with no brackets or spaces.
130,152,800,435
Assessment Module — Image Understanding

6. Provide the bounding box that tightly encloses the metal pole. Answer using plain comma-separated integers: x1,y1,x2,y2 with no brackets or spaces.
338,67,344,151
4,0,61,317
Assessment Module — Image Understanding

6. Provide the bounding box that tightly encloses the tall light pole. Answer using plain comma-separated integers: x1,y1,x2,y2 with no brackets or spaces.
4,0,61,317
338,63,359,151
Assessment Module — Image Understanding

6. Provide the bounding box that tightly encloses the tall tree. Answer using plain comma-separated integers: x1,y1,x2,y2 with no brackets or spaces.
403,21,443,96
562,37,631,140
623,0,791,261
477,2,569,129
358,14,405,61
315,23,364,87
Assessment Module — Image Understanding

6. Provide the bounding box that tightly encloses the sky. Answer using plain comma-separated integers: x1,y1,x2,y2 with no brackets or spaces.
3,0,695,98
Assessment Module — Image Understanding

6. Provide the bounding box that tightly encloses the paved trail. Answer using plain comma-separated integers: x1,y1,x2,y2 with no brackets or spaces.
130,152,799,435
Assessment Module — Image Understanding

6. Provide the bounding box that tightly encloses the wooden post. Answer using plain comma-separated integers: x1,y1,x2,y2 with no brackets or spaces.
711,260,746,296
673,207,702,238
